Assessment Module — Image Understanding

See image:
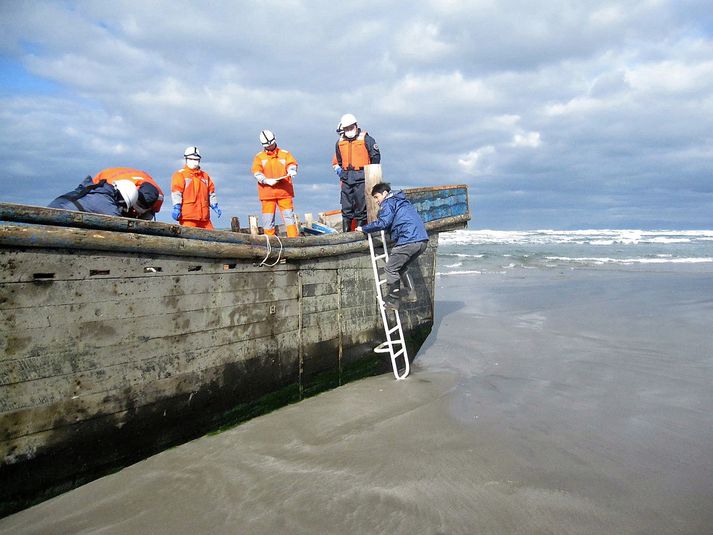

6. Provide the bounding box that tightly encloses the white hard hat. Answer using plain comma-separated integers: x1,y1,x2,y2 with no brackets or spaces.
184,146,201,158
339,113,357,131
113,180,139,210
259,130,276,147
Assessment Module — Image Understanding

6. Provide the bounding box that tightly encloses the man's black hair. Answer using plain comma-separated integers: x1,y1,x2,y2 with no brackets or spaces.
371,182,391,196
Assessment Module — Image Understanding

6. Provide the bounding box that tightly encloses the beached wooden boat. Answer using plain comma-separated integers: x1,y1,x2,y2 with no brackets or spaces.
0,184,469,515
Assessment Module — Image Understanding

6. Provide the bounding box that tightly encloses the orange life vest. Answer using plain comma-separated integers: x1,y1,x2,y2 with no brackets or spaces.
170,167,215,222
335,132,371,170
251,148,297,201
93,168,164,213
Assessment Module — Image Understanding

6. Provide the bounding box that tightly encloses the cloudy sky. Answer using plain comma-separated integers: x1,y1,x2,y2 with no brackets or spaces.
1,0,712,229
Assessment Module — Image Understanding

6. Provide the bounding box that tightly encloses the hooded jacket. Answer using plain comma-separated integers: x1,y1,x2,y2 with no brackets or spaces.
48,176,124,216
361,190,428,246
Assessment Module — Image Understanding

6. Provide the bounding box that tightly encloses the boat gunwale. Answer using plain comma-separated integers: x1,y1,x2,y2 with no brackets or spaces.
0,185,470,260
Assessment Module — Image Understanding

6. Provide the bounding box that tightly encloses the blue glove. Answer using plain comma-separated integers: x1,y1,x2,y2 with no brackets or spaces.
335,167,343,178
210,204,222,218
171,204,181,221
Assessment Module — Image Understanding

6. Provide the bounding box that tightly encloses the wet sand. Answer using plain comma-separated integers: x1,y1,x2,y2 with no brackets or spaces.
2,269,713,534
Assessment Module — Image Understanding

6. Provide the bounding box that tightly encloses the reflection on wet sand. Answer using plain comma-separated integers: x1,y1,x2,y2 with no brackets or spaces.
2,270,713,535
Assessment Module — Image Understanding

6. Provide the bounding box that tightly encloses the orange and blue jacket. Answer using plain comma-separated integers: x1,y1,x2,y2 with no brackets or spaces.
93,167,164,213
251,147,297,201
170,166,217,222
331,130,380,180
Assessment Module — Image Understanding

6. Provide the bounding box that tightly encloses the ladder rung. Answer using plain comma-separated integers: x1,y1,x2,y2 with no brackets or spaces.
379,278,387,285
392,348,406,359
374,254,388,261
387,325,401,335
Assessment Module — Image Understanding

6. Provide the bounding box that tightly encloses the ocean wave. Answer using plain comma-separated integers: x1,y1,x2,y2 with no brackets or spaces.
439,252,485,259
436,270,483,276
439,229,713,246
545,256,713,265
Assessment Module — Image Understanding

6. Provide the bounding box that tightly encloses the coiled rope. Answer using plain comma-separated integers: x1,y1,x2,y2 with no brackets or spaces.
258,233,283,267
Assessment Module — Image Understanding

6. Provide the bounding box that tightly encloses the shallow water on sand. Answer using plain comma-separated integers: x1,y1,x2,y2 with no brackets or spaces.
2,269,713,534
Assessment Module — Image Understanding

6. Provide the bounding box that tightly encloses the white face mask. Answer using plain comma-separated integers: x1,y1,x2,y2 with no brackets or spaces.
344,125,358,139
186,158,200,170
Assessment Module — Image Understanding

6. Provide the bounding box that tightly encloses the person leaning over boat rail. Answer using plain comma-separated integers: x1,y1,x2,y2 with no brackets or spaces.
91,167,164,220
332,113,380,232
357,183,428,311
171,146,221,230
48,168,163,219
251,130,299,237
48,175,141,217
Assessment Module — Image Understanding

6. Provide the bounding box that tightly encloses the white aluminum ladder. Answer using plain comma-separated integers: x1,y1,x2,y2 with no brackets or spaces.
367,231,410,380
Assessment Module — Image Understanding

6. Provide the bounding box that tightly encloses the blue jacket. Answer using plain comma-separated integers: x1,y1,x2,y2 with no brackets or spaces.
362,190,428,246
49,176,123,216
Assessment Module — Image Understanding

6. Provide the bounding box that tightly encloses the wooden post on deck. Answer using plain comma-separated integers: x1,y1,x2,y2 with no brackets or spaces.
364,163,383,223
249,215,259,236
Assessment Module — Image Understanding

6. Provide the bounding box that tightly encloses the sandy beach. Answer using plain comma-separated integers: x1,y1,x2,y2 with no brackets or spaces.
2,268,712,534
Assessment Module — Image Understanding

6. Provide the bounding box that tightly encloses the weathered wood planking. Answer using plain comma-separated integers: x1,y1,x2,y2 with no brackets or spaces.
0,238,436,456
0,184,463,517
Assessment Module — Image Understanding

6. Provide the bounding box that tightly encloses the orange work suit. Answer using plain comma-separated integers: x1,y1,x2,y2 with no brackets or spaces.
171,166,217,230
251,147,299,237
93,167,165,215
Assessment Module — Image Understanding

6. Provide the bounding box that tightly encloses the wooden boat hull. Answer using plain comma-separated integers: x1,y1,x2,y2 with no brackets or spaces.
0,185,469,516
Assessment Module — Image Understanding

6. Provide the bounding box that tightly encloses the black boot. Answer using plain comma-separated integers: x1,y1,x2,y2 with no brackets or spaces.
383,282,401,311
342,218,353,232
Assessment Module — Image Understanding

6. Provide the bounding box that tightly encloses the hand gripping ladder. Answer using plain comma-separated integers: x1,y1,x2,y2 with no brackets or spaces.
367,231,410,380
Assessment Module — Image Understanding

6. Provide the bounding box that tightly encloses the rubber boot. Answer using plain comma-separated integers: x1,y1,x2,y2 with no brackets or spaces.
383,281,401,311
342,218,353,232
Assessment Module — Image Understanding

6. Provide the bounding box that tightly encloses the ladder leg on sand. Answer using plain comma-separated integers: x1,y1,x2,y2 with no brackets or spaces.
367,231,410,380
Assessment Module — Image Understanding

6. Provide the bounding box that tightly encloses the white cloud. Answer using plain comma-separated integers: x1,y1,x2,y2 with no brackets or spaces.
458,145,496,175
2,0,713,228
511,132,541,148
625,59,713,94
394,21,451,61
376,71,497,117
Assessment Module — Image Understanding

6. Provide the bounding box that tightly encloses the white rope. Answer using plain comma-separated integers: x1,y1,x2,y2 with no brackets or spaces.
258,233,283,267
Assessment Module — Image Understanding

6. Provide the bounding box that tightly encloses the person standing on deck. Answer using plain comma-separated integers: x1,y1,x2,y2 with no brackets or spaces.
251,130,299,237
171,146,221,230
357,183,428,311
332,113,380,232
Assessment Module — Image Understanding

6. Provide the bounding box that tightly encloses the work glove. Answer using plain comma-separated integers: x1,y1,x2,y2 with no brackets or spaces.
210,204,222,218
334,166,343,178
264,178,278,186
171,204,182,221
